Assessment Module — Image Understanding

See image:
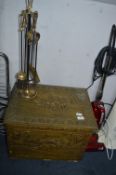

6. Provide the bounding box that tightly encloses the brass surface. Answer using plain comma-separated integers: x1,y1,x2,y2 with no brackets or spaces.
4,84,97,160
29,64,40,83
22,85,37,99
17,0,40,99
16,71,26,81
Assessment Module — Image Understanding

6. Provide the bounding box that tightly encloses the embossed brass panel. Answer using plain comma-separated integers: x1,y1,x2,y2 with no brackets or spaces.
4,84,97,160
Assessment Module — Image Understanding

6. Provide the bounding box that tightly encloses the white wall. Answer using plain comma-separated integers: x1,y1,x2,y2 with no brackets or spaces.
0,0,116,105
92,0,116,6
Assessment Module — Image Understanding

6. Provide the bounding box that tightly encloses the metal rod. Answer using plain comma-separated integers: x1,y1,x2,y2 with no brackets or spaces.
25,0,28,8
35,42,38,75
26,13,31,81
21,31,23,71
30,33,34,65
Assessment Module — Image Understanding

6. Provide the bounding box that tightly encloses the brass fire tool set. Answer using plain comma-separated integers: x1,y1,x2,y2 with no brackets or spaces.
16,0,40,98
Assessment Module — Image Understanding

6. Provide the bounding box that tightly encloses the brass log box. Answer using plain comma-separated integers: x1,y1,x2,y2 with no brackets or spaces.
4,84,97,160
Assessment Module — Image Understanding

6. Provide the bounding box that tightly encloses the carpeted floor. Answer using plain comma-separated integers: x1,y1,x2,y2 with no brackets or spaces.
0,134,116,175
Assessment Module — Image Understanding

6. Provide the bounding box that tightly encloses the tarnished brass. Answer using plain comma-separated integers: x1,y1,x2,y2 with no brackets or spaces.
16,71,26,81
29,64,40,83
32,11,38,30
16,0,40,99
21,84,37,99
4,84,97,160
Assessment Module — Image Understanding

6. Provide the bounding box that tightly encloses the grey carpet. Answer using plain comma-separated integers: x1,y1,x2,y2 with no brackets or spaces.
0,135,116,175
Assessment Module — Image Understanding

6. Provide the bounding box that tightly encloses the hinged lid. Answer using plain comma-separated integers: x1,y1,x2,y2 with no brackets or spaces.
4,84,97,131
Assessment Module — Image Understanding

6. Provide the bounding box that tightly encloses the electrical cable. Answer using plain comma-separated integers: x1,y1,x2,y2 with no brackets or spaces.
93,46,116,82
86,76,100,90
86,24,116,90
86,45,116,91
104,103,113,107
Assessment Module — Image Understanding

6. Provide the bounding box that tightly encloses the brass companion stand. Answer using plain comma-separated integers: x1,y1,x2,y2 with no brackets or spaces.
16,0,40,98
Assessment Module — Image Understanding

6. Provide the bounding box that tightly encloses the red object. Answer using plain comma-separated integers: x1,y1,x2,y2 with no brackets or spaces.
86,101,105,151
92,101,105,128
86,134,105,151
